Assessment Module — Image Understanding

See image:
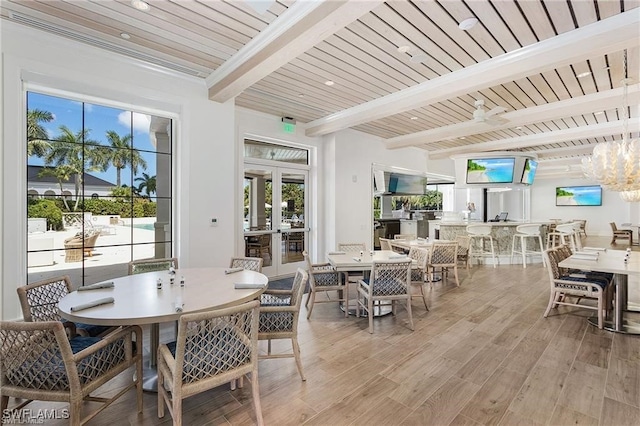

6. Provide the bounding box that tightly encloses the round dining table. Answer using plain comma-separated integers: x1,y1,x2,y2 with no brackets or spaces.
58,267,268,391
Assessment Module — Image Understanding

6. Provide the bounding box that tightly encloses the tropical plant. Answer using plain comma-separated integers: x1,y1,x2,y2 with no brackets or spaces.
27,199,63,231
44,125,102,211
135,172,156,197
27,109,54,157
102,131,147,187
37,165,76,211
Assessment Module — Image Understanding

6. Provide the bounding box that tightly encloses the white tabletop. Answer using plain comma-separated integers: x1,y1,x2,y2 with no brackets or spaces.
58,267,268,326
559,250,640,275
327,250,414,271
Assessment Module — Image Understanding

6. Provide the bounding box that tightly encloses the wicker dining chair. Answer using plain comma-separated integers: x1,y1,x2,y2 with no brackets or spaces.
379,237,393,251
428,242,460,287
128,257,179,275
303,251,346,319
258,268,309,381
542,246,613,329
455,235,471,272
17,276,112,338
157,301,263,426
337,242,367,252
229,256,263,272
0,321,142,426
407,247,430,310
356,258,414,334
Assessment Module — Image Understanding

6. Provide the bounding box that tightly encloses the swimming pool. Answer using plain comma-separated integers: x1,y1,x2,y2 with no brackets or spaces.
132,223,155,231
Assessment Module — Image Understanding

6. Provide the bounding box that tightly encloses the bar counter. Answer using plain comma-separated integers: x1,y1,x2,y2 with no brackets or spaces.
436,221,550,265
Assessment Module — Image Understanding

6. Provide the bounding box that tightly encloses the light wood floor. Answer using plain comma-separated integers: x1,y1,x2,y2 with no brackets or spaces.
7,238,640,425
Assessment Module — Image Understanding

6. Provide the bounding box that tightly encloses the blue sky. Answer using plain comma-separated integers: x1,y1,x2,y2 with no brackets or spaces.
27,92,161,186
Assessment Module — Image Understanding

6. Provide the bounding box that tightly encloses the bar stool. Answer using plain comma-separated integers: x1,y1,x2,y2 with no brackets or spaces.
547,223,578,251
466,224,497,268
511,224,545,268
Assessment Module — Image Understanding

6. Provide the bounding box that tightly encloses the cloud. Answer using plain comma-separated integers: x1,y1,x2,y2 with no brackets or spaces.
117,111,150,134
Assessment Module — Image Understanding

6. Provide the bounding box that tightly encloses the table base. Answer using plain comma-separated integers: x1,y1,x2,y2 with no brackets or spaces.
587,312,640,334
142,364,158,392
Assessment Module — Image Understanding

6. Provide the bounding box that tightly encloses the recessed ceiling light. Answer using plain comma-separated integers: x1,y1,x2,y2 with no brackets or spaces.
397,45,410,53
410,53,428,64
577,71,591,78
410,116,418,120
459,136,466,140
458,17,478,30
324,80,334,86
120,32,131,40
298,93,304,98
594,111,604,115
131,0,150,11
515,126,523,130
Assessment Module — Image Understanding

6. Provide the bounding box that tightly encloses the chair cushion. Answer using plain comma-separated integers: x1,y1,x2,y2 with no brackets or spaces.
557,274,610,289
75,323,112,337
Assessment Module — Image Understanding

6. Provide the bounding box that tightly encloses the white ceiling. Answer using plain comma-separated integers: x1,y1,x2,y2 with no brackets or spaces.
2,0,639,178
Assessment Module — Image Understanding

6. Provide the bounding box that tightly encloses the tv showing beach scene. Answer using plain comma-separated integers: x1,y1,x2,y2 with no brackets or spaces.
466,158,515,184
520,159,538,185
556,185,602,206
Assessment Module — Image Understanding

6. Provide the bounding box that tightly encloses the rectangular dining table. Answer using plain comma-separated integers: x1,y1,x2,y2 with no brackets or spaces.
58,267,268,391
559,250,640,334
327,250,416,315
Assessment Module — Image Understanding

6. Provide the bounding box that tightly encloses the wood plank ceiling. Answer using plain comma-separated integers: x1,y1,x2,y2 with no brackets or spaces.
2,0,639,178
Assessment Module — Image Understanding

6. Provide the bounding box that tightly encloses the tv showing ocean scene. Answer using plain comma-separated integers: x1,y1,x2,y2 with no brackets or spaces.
520,159,538,185
466,158,515,184
556,185,602,206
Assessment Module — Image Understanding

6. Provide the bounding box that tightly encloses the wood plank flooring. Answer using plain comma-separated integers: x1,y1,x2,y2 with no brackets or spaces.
6,238,640,425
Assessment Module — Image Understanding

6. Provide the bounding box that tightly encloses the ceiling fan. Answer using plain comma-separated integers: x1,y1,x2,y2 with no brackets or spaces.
472,99,508,125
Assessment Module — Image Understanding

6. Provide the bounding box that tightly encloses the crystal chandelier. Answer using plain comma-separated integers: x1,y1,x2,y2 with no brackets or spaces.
582,50,640,193
620,190,640,202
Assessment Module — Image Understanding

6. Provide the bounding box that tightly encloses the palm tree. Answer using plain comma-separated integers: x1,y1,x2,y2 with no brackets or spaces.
104,130,147,187
38,165,75,211
44,125,101,211
134,172,156,197
27,109,54,157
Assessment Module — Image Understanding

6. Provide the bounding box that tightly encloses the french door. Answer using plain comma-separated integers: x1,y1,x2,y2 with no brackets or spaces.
243,163,308,276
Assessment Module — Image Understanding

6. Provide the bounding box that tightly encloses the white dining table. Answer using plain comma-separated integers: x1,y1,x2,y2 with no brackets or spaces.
58,267,268,390
559,250,640,334
327,250,416,316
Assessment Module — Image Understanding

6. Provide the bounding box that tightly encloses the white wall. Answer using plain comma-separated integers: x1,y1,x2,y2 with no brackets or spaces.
1,22,235,319
531,177,637,236
326,129,432,251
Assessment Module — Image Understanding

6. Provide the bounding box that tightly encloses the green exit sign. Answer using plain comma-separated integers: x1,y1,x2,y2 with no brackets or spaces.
282,122,296,133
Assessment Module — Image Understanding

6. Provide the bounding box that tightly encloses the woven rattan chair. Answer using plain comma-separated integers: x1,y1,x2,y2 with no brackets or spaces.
17,276,112,338
303,251,346,319
379,237,393,251
128,257,179,275
157,301,263,426
455,235,471,272
229,256,263,272
337,242,366,253
394,234,415,240
258,268,308,381
428,242,459,287
408,247,429,310
542,246,613,329
356,258,414,334
0,321,142,426
610,222,633,246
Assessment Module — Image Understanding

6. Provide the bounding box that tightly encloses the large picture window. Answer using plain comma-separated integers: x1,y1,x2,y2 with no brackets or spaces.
26,91,173,286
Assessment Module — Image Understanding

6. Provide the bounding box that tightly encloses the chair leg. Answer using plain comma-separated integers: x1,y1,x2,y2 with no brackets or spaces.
251,372,265,426
173,392,183,426
544,291,556,318
406,297,414,331
489,237,497,268
70,400,82,426
368,296,374,334
306,290,316,319
521,236,527,268
157,366,165,418
597,295,604,329
292,337,306,381
419,284,429,310
453,266,459,287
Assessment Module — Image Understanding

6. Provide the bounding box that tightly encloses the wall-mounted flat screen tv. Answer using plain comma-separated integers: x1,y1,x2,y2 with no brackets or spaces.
556,185,602,206
520,159,538,185
466,158,515,184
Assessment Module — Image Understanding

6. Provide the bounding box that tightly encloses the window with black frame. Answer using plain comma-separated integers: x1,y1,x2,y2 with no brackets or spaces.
26,91,173,286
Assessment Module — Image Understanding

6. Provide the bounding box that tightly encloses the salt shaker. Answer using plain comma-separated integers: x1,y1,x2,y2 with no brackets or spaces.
180,276,185,287
156,278,163,289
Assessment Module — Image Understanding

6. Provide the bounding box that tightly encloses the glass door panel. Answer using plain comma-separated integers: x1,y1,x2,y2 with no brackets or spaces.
280,171,307,272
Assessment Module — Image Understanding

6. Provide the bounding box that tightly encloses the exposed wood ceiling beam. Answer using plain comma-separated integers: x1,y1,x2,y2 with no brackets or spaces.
385,84,640,149
428,117,640,159
305,10,639,137
206,0,383,102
